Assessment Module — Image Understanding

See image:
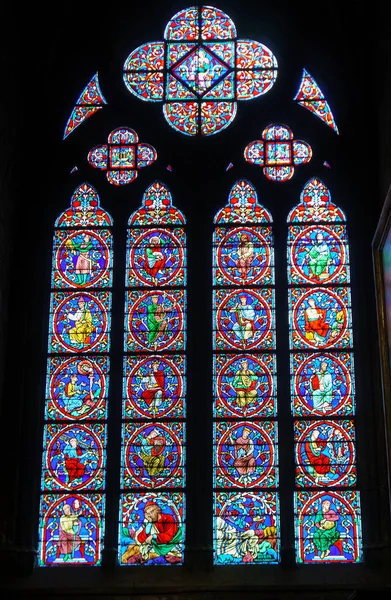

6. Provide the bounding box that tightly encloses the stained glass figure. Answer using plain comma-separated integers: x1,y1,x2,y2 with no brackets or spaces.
63,73,107,139
123,6,278,136
214,288,275,351
288,224,349,285
214,491,279,564
124,355,185,420
294,69,339,134
121,182,186,566
39,494,104,565
294,491,362,562
87,127,157,186
127,227,185,287
119,492,184,565
213,180,278,564
121,422,185,488
244,124,312,181
291,352,355,417
52,229,113,288
288,178,362,562
39,184,112,566
294,420,356,487
42,423,106,491
46,356,110,421
214,354,276,418
289,286,352,350
214,421,278,488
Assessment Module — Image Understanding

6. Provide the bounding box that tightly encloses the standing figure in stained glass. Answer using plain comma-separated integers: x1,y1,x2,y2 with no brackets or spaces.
313,499,340,559
141,428,166,477
232,358,258,409
141,359,166,417
310,361,333,412
229,295,255,348
147,294,168,349
231,426,256,485
57,501,84,562
66,234,93,286
144,236,167,285
67,296,95,347
121,501,182,564
234,234,255,280
307,232,332,282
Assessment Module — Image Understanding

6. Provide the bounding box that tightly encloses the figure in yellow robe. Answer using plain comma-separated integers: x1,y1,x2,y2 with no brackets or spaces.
67,297,95,347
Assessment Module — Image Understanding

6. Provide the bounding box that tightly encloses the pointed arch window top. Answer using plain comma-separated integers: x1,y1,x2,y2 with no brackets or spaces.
129,181,186,226
294,69,339,134
63,73,107,140
214,179,272,224
123,5,278,136
287,178,346,223
56,183,113,227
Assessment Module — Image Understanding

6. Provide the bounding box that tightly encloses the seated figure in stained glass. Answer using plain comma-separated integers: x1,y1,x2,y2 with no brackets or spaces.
121,501,182,564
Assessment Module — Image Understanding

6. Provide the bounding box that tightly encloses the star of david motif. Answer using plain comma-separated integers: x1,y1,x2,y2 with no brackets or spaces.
123,6,278,136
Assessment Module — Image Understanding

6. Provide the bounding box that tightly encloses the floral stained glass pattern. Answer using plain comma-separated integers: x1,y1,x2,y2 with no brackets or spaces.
123,6,278,136
88,127,157,186
38,183,113,566
213,180,279,564
63,73,107,140
119,182,186,565
244,124,312,182
294,68,339,134
288,177,362,562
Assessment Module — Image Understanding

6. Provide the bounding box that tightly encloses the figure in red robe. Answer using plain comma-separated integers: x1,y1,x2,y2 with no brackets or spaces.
304,429,332,484
304,298,330,345
121,501,183,564
141,360,166,416
144,236,167,283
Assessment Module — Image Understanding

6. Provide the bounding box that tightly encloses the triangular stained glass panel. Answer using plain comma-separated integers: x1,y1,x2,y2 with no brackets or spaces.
167,42,197,67
203,42,235,67
166,74,197,101
294,69,339,134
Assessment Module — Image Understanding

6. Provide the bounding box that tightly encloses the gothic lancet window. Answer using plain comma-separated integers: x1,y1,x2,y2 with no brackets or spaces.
38,183,113,566
288,177,362,563
213,179,279,564
119,181,186,565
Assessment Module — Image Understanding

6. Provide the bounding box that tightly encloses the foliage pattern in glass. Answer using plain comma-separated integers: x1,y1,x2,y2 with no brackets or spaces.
123,6,278,136
63,73,107,139
294,68,339,134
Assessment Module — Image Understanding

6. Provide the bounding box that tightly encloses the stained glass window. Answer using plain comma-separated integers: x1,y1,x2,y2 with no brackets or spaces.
87,127,157,186
213,179,279,564
38,183,113,566
288,177,362,562
294,69,339,134
63,73,107,139
244,124,312,181
123,6,278,136
119,181,186,565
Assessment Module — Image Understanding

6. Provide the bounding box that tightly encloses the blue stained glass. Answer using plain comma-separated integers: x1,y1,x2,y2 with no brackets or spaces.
39,186,112,566
121,182,186,566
